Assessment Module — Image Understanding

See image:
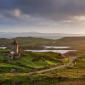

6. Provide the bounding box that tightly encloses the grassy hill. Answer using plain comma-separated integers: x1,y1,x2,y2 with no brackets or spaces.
1,37,85,50
0,49,64,73
0,55,84,85
0,36,85,85
0,49,84,85
0,37,52,49
55,37,85,50
0,49,65,85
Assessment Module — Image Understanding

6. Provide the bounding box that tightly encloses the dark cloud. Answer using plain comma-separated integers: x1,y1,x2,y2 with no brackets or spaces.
0,0,85,21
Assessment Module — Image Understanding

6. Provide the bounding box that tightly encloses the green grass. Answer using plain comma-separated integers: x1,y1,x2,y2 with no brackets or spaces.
0,73,72,85
74,57,85,68
0,49,85,85
0,50,63,72
0,72,84,85
15,52,62,69
0,63,29,73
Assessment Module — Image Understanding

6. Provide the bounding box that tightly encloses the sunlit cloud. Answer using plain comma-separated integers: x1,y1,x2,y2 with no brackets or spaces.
73,16,85,21
10,9,21,17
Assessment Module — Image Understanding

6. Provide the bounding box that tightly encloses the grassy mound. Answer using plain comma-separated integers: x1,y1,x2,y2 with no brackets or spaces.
0,49,63,72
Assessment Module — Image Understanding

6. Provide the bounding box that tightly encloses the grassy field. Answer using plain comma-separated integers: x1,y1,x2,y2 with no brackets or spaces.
0,49,64,72
0,49,85,85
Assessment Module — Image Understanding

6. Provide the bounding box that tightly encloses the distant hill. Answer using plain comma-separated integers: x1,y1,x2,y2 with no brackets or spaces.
0,32,84,39
0,36,85,50
0,37,52,49
55,37,85,50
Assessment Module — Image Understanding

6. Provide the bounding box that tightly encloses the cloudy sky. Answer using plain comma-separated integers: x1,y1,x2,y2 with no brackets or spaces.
0,0,85,34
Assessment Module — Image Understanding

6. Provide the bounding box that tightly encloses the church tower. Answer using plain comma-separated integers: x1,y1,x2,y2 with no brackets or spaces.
12,40,19,55
9,40,20,59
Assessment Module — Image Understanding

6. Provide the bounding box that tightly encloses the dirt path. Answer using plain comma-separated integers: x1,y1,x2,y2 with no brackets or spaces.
29,54,85,74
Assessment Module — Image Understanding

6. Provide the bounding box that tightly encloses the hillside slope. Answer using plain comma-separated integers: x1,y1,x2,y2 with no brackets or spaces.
0,37,85,50
55,37,85,50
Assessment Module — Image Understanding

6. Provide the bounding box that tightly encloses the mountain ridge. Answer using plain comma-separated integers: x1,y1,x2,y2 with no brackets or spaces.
0,32,84,39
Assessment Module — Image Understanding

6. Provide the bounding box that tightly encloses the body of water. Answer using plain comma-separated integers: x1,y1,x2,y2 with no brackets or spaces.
25,50,76,54
44,46,70,49
0,47,7,49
